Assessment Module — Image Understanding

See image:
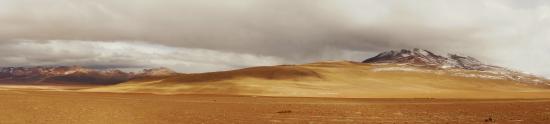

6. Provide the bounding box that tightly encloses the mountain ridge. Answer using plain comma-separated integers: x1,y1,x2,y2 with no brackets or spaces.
363,48,499,70
363,48,549,86
0,66,176,85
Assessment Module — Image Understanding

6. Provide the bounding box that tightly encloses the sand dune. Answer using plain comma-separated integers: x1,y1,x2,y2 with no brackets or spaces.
85,61,550,98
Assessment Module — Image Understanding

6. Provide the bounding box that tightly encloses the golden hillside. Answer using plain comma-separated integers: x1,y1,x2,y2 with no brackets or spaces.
85,61,550,98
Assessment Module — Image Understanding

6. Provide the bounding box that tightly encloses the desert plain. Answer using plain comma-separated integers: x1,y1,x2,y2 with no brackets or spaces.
1,87,550,124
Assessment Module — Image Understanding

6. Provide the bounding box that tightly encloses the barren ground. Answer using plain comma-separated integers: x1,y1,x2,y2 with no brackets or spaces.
1,90,550,124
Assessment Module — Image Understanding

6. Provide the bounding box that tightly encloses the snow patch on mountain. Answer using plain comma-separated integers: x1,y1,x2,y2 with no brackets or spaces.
364,49,550,86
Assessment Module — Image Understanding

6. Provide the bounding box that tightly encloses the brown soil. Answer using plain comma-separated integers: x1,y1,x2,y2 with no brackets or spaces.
1,90,550,124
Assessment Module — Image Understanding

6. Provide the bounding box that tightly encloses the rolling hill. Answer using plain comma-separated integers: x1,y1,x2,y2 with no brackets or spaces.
84,49,550,98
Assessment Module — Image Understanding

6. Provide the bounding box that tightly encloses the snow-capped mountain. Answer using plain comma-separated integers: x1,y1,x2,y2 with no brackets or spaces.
363,48,498,70
363,48,550,86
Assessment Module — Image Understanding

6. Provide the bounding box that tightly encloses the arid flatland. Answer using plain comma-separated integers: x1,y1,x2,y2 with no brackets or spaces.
1,90,550,124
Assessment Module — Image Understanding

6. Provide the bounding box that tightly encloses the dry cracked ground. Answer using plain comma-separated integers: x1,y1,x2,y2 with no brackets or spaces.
1,90,550,124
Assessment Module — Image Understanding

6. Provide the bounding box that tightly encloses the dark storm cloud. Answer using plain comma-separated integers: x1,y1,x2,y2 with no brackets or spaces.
0,0,484,58
0,0,549,76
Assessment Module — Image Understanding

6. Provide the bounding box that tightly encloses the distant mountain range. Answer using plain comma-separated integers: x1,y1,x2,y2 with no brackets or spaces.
0,66,175,85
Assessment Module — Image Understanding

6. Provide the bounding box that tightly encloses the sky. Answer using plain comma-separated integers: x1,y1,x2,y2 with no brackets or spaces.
0,0,549,77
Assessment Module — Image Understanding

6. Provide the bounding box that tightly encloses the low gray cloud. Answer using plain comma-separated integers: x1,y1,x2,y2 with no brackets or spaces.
0,40,283,72
0,0,549,77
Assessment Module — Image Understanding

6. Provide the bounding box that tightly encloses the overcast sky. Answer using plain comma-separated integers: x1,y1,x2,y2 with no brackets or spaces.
0,0,549,77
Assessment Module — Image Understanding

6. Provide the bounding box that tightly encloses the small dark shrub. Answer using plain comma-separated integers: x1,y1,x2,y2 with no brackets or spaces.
277,110,292,113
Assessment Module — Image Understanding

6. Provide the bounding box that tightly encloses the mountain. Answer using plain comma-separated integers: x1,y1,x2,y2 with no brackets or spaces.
363,48,495,70
85,49,550,98
362,48,548,86
0,66,175,85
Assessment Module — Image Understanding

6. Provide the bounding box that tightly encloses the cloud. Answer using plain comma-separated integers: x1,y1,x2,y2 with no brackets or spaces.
0,40,284,73
0,0,549,77
0,0,485,55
